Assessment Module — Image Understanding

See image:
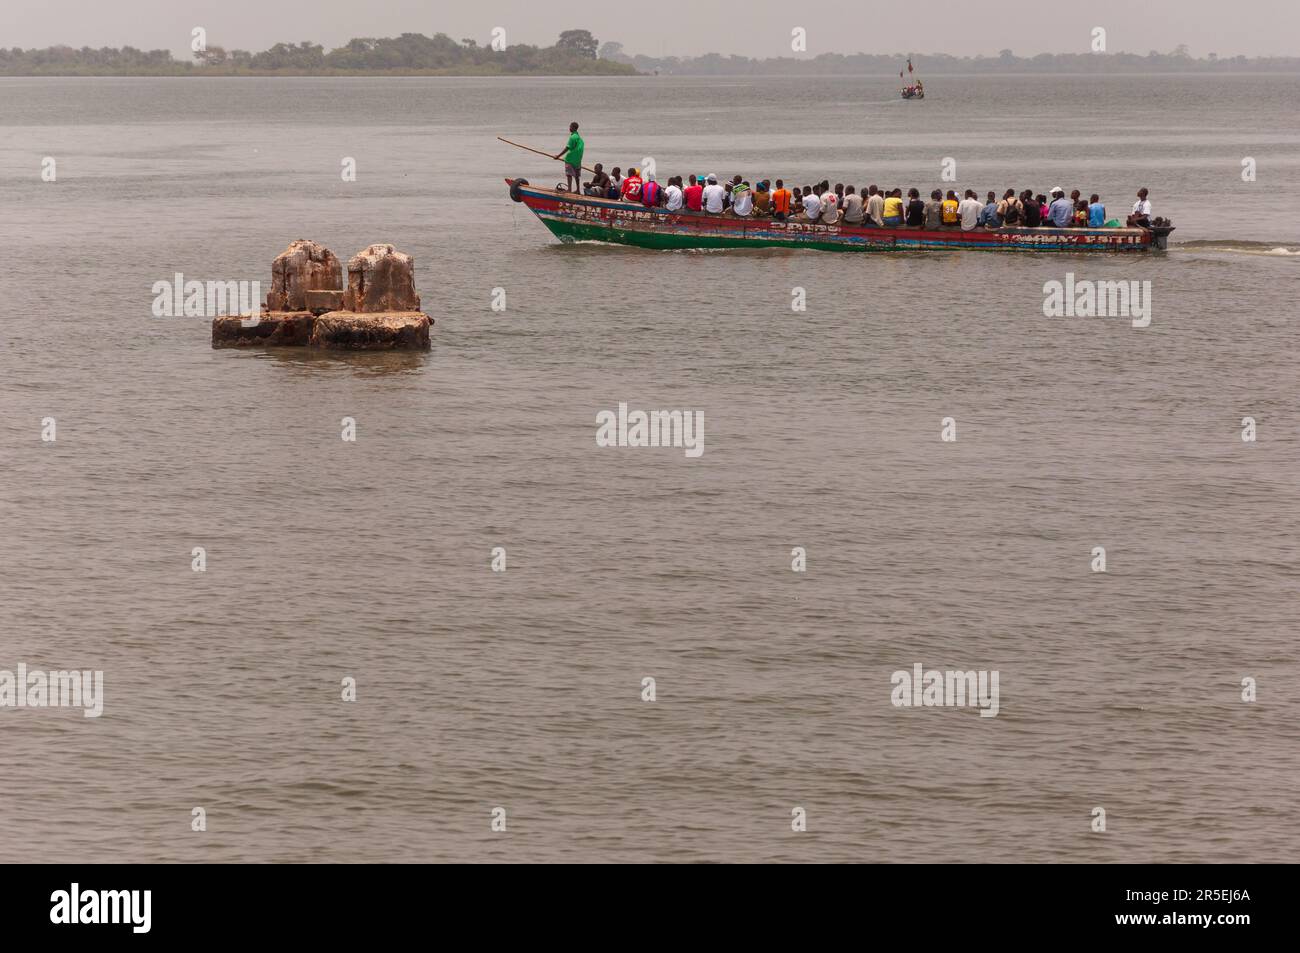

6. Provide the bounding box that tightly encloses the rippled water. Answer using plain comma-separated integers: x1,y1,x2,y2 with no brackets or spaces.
0,74,1296,863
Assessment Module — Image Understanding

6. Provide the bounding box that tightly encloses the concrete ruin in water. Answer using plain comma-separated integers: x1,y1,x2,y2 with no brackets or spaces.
212,240,432,350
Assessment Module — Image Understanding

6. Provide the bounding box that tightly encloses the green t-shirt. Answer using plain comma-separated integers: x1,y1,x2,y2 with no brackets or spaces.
563,132,584,168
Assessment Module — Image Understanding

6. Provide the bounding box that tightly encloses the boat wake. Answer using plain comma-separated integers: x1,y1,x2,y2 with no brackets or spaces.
1172,239,1300,258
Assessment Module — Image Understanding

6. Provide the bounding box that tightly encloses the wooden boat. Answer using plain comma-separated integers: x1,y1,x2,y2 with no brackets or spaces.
901,86,924,99
507,180,1175,252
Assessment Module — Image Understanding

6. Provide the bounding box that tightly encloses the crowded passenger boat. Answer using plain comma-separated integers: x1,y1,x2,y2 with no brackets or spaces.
502,126,1175,253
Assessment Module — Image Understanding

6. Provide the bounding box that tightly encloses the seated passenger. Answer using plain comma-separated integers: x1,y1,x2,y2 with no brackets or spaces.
585,163,610,196
842,186,865,224
979,191,1001,228
771,180,791,220
730,179,753,216
1088,194,1106,227
1020,190,1042,227
621,167,643,202
923,189,943,229
865,185,885,226
701,174,727,213
905,188,925,227
958,190,983,231
607,167,622,199
998,189,1022,226
882,189,905,226
1046,187,1073,227
641,175,661,208
1127,188,1152,227
819,188,840,224
683,174,704,211
753,181,771,216
942,190,960,227
802,187,822,221
664,176,684,211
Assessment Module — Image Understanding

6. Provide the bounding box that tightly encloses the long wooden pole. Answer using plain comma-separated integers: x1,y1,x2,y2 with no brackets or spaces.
497,136,598,174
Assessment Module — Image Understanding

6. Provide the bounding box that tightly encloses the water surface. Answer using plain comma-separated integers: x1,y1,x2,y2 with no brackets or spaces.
0,74,1296,862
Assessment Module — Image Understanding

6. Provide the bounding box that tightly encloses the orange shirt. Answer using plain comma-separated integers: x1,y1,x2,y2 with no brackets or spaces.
771,188,792,214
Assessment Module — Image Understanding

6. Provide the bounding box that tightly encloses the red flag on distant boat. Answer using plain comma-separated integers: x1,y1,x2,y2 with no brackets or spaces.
907,59,914,73
899,69,904,78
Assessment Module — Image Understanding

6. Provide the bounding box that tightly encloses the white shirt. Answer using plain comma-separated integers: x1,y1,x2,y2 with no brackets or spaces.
819,194,840,224
664,184,684,211
841,193,864,223
803,193,822,219
958,197,983,230
1132,198,1152,216
731,189,753,216
866,193,885,225
702,183,726,213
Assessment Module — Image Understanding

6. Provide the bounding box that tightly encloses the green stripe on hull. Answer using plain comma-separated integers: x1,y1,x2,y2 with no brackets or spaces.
536,216,1148,253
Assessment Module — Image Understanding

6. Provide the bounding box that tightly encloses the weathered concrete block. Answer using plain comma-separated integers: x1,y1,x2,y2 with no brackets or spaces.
342,244,421,313
309,311,431,350
212,311,316,347
304,289,345,313
265,239,343,312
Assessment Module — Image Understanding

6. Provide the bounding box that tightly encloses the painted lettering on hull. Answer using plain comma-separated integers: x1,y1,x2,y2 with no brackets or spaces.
522,191,1149,251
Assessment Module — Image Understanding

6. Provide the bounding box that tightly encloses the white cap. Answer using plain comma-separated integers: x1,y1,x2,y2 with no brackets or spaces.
707,174,717,183
1050,186,1064,195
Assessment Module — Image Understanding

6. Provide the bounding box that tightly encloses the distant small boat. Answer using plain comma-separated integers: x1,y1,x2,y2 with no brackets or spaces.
506,180,1175,252
899,58,924,98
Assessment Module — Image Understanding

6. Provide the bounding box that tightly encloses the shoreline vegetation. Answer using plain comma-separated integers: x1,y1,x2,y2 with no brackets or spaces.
1,30,634,77
1,30,1297,77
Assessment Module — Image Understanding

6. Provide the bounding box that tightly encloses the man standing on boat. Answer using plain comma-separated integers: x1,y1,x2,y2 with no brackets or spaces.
553,121,584,193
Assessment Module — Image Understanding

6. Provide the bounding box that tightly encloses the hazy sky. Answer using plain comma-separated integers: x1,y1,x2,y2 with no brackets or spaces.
3,0,1297,59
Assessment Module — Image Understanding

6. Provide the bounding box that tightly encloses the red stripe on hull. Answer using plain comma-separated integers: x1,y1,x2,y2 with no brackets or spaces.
508,181,1156,251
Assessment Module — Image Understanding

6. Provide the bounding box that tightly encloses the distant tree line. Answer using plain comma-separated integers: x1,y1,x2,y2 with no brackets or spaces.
597,42,1300,74
0,30,635,75
3,35,1296,76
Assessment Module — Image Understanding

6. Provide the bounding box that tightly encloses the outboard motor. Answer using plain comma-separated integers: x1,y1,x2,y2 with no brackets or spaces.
1149,217,1175,250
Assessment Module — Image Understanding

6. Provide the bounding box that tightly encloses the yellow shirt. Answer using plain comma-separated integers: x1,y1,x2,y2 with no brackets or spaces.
942,199,959,223
883,196,904,219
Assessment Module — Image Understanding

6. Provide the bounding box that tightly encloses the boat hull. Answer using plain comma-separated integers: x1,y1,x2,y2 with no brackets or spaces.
508,181,1169,252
